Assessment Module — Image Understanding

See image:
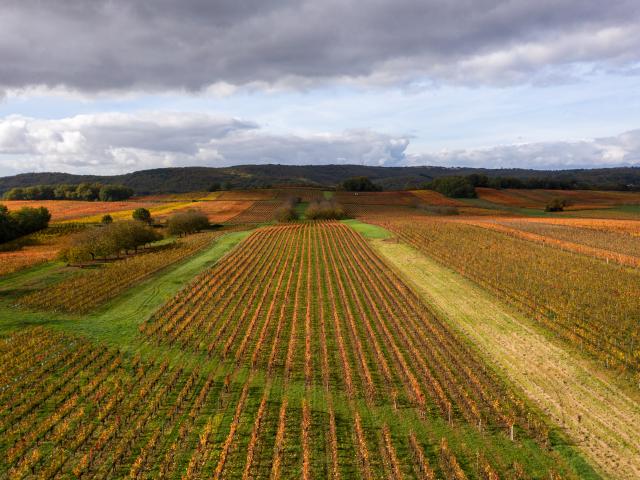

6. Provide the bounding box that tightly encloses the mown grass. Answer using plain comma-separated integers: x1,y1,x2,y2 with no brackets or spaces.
340,218,392,239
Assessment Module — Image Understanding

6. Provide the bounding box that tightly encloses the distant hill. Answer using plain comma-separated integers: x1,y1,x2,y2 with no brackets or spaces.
1,164,640,194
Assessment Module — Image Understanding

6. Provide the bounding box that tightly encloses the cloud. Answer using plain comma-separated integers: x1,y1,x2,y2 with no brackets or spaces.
0,112,638,175
407,130,640,169
0,112,410,175
0,0,639,92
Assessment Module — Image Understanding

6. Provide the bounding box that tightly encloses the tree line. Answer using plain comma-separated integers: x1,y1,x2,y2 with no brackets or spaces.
423,173,588,198
3,183,134,201
60,209,211,263
0,204,51,244
59,221,162,263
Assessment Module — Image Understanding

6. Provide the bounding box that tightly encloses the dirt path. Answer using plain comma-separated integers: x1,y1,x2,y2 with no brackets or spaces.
371,238,640,480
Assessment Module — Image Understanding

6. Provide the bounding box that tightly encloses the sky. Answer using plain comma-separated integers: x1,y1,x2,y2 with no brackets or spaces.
0,0,639,176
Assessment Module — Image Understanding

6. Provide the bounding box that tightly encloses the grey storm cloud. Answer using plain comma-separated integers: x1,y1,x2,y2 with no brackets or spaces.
0,112,638,175
0,0,639,92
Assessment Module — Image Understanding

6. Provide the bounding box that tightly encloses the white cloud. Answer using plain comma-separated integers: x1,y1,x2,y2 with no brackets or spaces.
0,112,410,174
0,112,638,175
407,131,640,169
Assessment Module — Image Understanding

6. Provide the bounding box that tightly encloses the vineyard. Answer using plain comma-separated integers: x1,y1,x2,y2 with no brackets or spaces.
2,188,636,478
0,224,86,276
217,190,277,201
274,187,325,202
139,222,574,477
377,218,640,374
334,191,418,206
0,224,583,478
18,232,222,313
456,217,640,268
154,201,254,223
225,201,280,224
476,187,640,210
341,204,421,219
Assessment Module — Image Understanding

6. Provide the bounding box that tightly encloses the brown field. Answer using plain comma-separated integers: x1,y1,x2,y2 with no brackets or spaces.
343,203,425,219
477,187,640,210
1,199,161,222
135,191,213,202
225,200,279,224
409,190,465,206
334,190,418,205
187,200,254,223
274,187,325,202
216,189,277,201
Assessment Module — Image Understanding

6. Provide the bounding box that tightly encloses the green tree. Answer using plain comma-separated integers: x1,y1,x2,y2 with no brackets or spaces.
132,207,152,224
10,207,51,236
76,183,101,201
340,176,382,192
99,184,134,201
166,210,209,236
101,214,113,224
425,176,476,198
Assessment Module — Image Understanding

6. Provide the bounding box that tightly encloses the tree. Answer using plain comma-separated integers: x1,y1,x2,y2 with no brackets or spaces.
207,182,221,192
0,205,51,244
76,183,101,201
11,207,51,235
99,184,134,201
166,210,209,236
3,188,25,200
3,183,135,201
340,176,382,192
101,214,113,224
425,176,476,198
0,205,17,243
132,207,152,224
59,221,161,263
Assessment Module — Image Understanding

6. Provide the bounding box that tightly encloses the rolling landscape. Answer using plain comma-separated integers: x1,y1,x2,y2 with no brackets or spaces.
1,175,639,479
2,0,640,478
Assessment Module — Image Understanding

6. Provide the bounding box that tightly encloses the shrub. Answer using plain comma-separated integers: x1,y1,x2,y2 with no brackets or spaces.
132,207,152,224
101,214,113,224
274,197,300,223
545,198,569,212
166,210,210,236
305,199,346,220
274,206,297,222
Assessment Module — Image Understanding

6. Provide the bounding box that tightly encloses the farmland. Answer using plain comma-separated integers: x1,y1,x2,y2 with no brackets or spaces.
1,187,639,478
